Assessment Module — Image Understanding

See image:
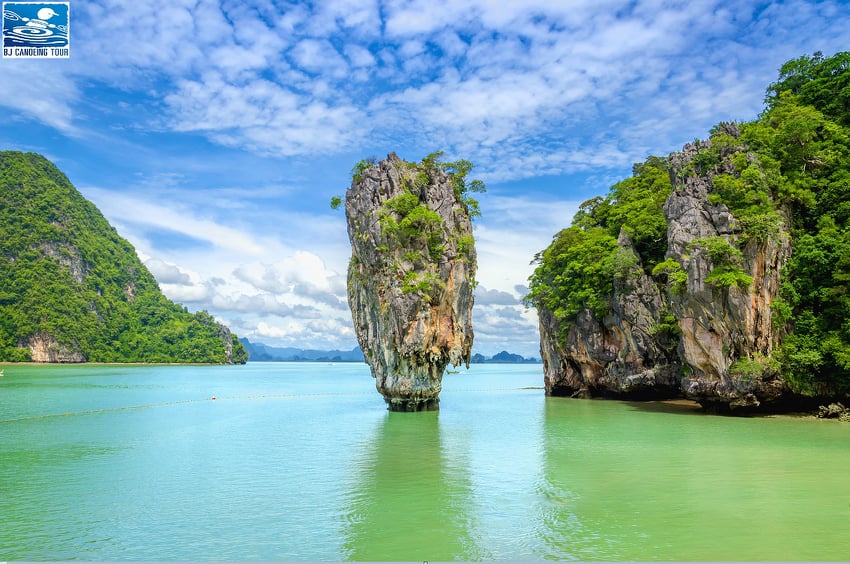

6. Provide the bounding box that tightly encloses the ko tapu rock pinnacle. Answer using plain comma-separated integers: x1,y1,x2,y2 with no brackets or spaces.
343,152,481,411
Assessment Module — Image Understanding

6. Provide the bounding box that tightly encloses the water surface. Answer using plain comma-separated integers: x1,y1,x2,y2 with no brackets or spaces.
1,362,848,560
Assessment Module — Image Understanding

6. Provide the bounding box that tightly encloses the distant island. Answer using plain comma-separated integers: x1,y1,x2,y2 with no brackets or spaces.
471,351,541,364
240,338,539,364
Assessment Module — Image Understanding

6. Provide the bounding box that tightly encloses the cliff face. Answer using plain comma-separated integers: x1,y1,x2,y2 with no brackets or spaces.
345,153,476,411
664,135,790,409
538,231,681,399
538,128,794,411
0,151,247,364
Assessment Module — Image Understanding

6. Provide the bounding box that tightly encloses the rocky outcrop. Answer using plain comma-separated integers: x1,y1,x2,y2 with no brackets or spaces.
24,333,86,363
345,153,476,411
817,403,850,422
539,232,681,399
664,133,790,409
539,126,794,411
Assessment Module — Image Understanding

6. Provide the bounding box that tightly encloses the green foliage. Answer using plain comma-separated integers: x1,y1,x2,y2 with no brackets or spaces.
648,311,682,355
527,155,672,324
651,258,688,293
379,191,444,261
689,236,743,266
526,226,617,321
0,151,247,364
605,156,673,269
766,51,850,126
457,233,475,260
689,236,753,289
418,150,486,219
330,196,342,209
401,271,443,302
610,246,640,279
729,354,780,381
351,156,377,182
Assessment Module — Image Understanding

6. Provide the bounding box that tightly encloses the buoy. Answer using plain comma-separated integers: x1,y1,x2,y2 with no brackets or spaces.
211,396,216,400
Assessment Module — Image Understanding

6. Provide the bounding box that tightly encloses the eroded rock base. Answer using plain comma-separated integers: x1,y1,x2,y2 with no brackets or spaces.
385,397,440,412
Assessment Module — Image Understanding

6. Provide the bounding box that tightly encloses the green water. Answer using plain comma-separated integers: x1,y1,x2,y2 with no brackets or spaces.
1,362,848,560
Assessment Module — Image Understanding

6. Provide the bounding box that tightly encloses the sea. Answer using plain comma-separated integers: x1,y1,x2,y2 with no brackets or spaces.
1,362,848,561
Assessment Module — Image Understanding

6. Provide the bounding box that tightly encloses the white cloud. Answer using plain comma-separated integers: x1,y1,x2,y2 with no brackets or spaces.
232,251,346,305
475,286,520,306
344,43,376,67
83,187,265,256
0,63,79,133
144,258,192,285
289,38,349,77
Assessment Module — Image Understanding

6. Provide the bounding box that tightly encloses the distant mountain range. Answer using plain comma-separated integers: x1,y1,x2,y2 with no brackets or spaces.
471,351,541,364
240,338,540,363
239,339,365,362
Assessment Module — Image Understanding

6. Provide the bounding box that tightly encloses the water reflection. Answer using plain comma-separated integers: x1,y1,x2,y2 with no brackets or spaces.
538,397,850,561
341,411,486,561
536,398,624,560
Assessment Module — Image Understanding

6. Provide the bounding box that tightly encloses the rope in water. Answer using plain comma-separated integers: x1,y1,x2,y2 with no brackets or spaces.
0,387,543,424
0,391,370,424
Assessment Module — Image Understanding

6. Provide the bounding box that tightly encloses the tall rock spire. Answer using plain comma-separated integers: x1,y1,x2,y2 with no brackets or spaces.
344,153,477,411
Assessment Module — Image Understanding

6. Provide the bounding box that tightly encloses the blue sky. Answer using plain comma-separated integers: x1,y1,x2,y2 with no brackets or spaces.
1,0,848,358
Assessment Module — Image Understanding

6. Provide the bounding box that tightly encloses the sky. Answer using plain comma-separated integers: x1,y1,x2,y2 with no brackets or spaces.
1,0,848,359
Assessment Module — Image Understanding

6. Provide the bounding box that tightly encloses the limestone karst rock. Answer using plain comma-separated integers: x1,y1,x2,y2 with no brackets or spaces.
344,153,477,411
663,132,789,409
537,230,681,399
534,126,792,411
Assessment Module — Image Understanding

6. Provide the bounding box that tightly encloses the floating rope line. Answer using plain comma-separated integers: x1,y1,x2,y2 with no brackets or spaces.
0,397,209,424
0,390,374,424
0,387,541,424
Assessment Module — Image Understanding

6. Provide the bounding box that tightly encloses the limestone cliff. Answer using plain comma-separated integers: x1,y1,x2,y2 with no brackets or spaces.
345,153,477,411
535,126,797,411
664,132,790,409
538,230,680,399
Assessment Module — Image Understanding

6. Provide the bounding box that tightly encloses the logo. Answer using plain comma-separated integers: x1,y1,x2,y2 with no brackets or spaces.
2,2,69,58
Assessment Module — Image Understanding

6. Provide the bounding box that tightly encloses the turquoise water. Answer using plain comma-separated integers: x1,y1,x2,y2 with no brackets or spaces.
1,362,849,560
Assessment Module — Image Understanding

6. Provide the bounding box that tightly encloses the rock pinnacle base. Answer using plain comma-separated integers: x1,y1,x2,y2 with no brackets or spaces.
385,397,440,412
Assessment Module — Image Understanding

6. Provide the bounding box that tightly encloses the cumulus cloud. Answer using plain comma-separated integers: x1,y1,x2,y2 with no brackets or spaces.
10,0,847,176
232,251,346,306
475,286,520,306
144,258,192,285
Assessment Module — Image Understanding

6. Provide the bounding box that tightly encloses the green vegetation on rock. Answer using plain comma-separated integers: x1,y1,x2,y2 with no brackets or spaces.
526,155,672,322
0,151,247,364
528,51,850,398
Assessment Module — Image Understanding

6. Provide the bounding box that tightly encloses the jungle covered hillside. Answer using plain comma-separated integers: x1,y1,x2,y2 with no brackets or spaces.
0,151,247,364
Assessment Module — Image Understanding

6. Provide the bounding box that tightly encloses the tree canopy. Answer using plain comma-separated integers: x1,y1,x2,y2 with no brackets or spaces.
0,151,247,363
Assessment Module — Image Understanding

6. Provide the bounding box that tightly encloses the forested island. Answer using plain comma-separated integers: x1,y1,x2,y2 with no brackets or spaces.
526,52,850,413
0,152,247,364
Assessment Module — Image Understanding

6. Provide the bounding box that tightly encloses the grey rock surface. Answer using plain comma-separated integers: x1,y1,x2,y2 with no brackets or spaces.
345,153,476,411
